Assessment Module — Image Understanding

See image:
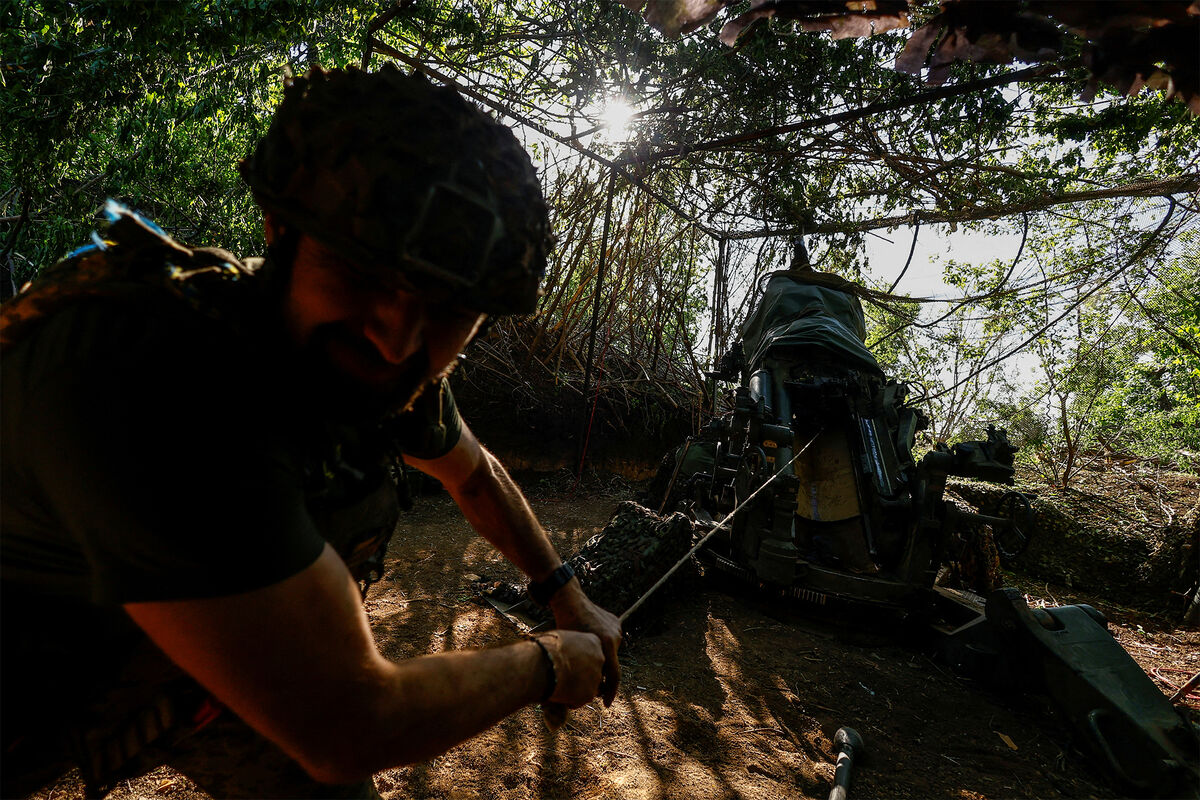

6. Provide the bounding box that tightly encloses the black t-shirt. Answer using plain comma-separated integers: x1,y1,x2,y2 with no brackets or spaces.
0,277,462,735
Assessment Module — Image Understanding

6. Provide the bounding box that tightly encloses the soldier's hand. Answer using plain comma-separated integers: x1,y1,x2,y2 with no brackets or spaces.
536,630,604,708
549,583,622,706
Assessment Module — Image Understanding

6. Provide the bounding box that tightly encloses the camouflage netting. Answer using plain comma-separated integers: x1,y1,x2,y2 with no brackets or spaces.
947,478,1199,615
567,502,696,619
937,494,1002,595
479,502,697,627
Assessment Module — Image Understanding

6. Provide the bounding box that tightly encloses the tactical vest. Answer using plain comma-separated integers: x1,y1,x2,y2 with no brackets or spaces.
1,202,260,352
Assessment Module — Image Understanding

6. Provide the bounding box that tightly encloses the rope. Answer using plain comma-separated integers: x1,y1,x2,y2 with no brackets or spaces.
619,429,823,623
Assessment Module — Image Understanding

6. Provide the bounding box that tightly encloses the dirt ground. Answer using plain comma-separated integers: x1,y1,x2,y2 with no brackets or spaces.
28,473,1200,800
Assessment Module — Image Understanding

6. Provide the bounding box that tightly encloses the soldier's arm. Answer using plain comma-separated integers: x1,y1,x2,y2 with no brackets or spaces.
125,544,603,784
404,421,623,704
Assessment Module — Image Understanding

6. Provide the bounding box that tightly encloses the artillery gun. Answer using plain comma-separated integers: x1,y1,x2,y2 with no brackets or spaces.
639,245,1199,797
652,254,1029,606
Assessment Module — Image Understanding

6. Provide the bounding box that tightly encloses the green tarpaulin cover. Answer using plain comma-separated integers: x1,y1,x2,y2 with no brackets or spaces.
739,271,881,374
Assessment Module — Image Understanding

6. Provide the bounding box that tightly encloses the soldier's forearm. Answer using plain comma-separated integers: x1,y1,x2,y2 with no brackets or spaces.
408,425,564,582
128,547,552,785
316,640,549,780
448,447,565,582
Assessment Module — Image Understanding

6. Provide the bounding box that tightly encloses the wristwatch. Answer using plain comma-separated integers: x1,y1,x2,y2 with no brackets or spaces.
528,563,575,606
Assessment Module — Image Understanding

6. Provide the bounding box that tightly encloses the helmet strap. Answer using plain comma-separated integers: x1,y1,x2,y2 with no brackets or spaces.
267,224,301,273
261,223,302,299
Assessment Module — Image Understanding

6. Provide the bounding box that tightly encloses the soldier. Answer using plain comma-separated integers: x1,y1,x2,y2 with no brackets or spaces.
1,65,621,799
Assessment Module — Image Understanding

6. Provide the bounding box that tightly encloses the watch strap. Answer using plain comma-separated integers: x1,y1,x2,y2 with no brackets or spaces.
528,563,575,606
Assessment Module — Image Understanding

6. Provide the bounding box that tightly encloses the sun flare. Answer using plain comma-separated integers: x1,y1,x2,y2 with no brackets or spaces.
600,98,634,140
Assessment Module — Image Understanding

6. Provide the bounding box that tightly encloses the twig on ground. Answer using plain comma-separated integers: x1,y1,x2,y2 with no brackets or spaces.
1151,668,1200,709
736,727,786,737
602,749,634,759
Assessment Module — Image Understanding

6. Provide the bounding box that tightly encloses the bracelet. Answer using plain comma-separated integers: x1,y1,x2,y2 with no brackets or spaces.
528,635,557,703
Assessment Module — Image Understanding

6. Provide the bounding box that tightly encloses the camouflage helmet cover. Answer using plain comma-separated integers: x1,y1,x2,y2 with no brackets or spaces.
239,64,549,314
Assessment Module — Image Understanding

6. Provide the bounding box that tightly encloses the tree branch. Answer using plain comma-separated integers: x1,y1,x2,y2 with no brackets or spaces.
925,198,1179,401
720,175,1200,240
367,37,723,240
615,64,1066,169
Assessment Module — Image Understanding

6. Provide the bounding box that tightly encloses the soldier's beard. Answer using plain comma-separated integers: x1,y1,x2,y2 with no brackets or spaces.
296,323,442,421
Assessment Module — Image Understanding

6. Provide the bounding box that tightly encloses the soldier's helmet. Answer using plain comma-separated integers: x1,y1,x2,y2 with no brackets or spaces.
239,64,549,314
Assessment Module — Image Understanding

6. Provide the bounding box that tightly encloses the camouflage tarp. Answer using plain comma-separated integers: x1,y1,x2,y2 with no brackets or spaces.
739,272,881,374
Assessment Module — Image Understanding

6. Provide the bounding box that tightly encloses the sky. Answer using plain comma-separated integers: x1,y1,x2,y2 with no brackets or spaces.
862,224,1026,300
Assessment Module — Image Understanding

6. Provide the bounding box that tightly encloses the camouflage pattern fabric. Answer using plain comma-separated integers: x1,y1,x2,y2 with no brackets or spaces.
0,201,258,353
482,502,696,626
239,64,549,315
0,201,396,796
569,502,696,618
938,496,1002,594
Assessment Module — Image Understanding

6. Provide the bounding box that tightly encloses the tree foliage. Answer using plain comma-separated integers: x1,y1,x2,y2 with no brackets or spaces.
1,1,375,287
2,0,1197,464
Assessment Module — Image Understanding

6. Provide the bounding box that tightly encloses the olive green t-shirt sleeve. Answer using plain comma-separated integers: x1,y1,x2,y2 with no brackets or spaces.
386,378,463,460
